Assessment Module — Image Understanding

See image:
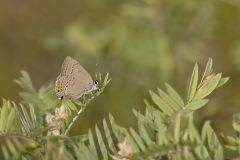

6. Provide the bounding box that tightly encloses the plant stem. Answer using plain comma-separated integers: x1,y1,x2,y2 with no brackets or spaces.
64,106,86,135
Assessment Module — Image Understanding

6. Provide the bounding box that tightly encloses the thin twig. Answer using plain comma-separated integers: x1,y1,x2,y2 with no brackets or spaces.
64,106,86,135
63,95,94,135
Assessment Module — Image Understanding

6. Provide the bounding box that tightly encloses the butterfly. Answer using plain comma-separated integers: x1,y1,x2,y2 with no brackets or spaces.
55,56,98,100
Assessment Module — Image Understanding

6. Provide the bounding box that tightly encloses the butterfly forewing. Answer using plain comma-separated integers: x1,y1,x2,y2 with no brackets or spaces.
61,56,91,78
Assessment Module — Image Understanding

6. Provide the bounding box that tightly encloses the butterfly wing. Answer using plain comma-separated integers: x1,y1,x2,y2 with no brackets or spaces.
64,73,95,99
61,56,91,77
60,56,95,99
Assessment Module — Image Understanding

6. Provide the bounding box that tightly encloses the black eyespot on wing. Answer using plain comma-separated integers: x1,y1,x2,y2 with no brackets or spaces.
94,80,98,85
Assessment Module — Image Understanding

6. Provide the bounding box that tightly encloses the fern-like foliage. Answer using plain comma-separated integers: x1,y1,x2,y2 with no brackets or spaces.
0,100,44,159
64,58,229,160
1,58,238,160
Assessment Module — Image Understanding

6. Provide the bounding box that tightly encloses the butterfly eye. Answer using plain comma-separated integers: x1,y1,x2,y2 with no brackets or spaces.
94,80,98,85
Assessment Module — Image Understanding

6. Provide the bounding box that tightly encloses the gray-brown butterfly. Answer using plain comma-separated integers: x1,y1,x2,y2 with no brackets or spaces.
55,56,98,100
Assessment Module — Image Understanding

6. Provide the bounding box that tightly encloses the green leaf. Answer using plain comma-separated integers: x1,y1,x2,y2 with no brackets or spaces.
38,82,60,111
225,145,237,151
216,77,229,88
103,119,117,154
225,135,237,146
185,99,209,110
31,126,50,137
29,105,37,125
95,125,108,159
6,139,18,157
95,73,111,96
0,100,11,131
62,145,75,160
14,70,36,93
188,113,201,143
157,88,181,111
12,138,24,153
201,121,211,141
139,125,152,146
194,73,221,100
233,113,240,133
2,145,10,159
63,100,77,111
109,114,139,153
5,107,17,132
195,145,211,160
149,90,174,115
183,147,196,160
165,83,184,108
109,113,124,141
126,133,140,153
103,73,111,86
130,128,146,151
202,122,224,159
110,114,140,153
78,143,91,160
88,130,98,160
174,114,181,143
73,143,90,160
157,131,168,146
156,125,168,145
181,130,189,142
187,63,199,102
204,123,224,159
18,104,35,132
133,109,154,125
200,58,213,84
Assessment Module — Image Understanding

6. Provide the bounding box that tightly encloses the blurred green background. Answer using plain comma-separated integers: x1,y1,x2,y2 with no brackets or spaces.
0,0,240,136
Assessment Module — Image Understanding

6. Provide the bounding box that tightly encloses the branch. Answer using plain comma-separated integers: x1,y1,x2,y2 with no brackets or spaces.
64,106,86,135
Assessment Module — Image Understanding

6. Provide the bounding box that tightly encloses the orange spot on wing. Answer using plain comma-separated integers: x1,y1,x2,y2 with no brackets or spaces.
58,82,63,92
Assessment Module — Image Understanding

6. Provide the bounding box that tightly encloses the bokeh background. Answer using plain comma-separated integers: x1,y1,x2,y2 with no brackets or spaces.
0,0,240,137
